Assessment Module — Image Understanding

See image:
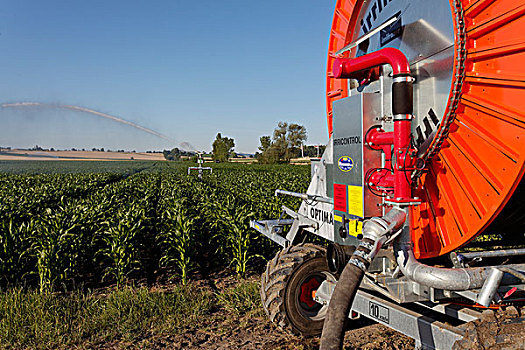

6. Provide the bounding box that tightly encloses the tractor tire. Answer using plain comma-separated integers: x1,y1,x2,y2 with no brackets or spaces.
261,243,336,336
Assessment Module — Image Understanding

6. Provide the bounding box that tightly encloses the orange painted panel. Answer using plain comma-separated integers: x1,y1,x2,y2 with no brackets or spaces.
326,0,359,136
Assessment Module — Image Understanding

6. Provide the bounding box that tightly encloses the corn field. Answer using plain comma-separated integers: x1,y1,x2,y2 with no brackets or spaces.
0,161,308,292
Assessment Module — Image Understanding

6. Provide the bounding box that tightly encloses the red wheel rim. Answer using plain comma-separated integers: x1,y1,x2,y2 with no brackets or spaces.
298,275,322,310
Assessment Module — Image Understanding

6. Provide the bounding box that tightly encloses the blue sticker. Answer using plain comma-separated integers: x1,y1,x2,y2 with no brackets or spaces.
338,156,354,172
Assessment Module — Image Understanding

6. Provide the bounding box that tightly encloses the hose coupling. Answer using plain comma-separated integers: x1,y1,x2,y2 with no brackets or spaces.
348,207,407,272
348,238,377,272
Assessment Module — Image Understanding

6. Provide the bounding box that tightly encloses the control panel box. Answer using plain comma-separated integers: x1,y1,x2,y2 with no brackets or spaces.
332,93,383,245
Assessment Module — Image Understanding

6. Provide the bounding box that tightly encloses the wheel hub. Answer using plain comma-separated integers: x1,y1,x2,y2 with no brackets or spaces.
299,275,322,309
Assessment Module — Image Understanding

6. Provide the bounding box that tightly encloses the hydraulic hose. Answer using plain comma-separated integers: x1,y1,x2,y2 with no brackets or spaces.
320,208,406,350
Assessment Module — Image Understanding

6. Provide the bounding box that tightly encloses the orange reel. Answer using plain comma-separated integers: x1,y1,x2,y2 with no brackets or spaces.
326,0,525,259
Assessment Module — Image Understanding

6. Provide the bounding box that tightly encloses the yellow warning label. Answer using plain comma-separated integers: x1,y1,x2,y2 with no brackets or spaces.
347,185,363,217
334,214,342,223
348,220,363,237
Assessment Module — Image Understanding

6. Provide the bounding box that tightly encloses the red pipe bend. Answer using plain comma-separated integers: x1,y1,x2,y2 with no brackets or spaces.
333,48,411,78
367,128,394,147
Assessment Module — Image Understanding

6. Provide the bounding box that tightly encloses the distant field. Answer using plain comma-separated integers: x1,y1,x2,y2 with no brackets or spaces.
0,159,164,174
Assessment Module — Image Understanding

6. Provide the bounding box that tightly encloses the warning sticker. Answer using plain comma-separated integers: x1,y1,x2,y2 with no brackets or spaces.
333,184,347,212
347,185,363,218
348,220,363,237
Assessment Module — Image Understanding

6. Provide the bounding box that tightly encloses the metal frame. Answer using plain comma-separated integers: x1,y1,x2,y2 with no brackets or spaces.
251,181,525,349
314,281,465,349
314,273,525,349
250,205,319,247
350,290,465,350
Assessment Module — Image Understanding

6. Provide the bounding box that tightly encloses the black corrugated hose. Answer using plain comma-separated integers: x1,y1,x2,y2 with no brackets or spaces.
319,238,374,350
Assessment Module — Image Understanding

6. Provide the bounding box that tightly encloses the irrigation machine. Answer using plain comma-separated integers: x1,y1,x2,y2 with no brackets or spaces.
187,152,212,180
251,0,525,348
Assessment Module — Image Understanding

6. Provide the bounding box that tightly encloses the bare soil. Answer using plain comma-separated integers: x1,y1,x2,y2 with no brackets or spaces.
95,311,413,350
96,274,414,350
113,319,414,350
453,306,525,350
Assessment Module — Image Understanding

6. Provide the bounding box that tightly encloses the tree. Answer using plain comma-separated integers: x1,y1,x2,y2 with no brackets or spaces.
212,133,235,162
258,122,307,163
258,136,272,153
163,147,194,161
273,122,307,161
287,123,307,155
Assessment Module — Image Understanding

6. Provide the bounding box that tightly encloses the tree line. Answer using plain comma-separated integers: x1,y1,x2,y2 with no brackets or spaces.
163,121,325,164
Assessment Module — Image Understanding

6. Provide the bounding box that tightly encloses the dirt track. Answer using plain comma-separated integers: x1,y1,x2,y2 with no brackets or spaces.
170,318,414,350
97,303,525,349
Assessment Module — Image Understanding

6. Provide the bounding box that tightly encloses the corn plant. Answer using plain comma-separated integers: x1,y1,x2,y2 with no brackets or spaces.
158,201,195,285
209,196,257,278
32,204,82,293
0,219,32,287
98,203,145,288
0,161,311,288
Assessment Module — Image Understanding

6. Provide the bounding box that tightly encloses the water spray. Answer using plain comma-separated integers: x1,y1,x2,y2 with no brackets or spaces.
1,101,175,142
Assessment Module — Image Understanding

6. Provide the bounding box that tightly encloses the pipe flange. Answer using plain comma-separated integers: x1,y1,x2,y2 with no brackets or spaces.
393,76,415,84
393,114,414,121
361,217,389,242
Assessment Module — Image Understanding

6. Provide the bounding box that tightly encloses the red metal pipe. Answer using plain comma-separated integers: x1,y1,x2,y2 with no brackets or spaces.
366,128,394,147
369,171,394,190
394,119,412,200
332,48,411,79
334,48,415,202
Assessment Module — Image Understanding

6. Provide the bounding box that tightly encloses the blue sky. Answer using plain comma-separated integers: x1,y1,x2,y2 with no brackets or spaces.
0,0,335,153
